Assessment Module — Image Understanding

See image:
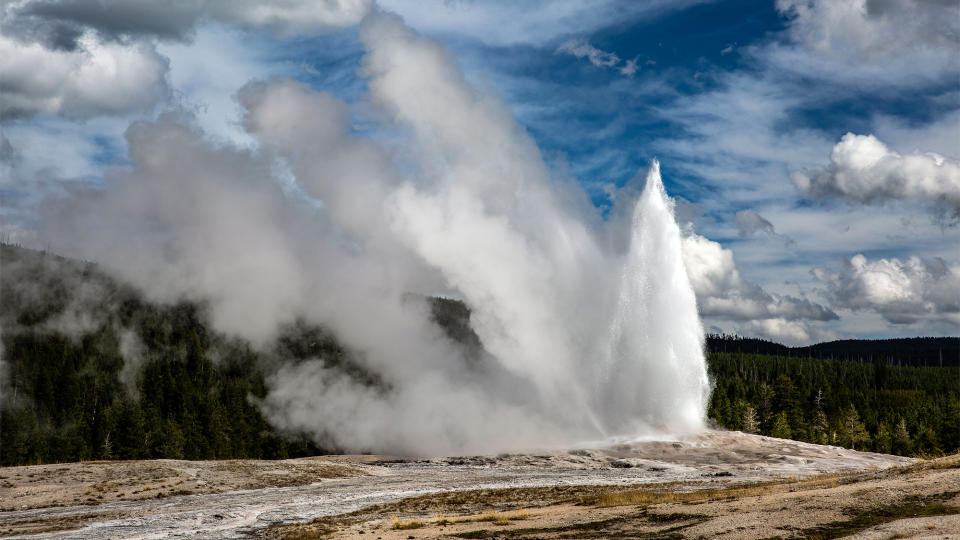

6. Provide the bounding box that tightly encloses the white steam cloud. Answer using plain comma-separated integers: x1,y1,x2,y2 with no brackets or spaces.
38,12,710,455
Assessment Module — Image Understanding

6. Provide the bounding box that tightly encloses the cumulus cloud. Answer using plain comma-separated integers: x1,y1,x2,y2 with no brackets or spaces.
771,0,959,85
792,133,960,222
0,0,373,121
8,0,373,44
0,32,170,120
734,209,795,246
681,232,837,324
739,318,840,346
777,0,958,58
36,13,711,455
814,253,960,325
679,229,839,345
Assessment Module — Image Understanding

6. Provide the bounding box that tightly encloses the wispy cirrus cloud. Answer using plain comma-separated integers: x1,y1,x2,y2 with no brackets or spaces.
378,0,708,46
557,38,619,67
557,38,640,77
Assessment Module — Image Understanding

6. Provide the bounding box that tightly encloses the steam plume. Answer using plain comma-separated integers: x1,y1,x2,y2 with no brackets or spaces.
36,11,710,455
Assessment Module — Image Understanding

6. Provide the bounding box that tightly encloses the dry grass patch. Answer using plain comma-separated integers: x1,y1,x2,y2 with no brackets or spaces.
583,473,851,508
474,510,529,525
907,453,960,472
390,517,425,530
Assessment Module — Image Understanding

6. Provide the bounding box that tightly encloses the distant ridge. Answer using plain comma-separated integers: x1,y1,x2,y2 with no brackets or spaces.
706,334,960,367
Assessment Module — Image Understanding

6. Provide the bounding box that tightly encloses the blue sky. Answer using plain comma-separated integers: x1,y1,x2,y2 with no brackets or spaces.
1,0,958,344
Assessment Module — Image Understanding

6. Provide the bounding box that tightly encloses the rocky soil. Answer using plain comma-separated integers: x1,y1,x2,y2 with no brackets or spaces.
2,430,951,539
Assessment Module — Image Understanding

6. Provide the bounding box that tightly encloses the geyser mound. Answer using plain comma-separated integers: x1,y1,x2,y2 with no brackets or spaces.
38,11,710,456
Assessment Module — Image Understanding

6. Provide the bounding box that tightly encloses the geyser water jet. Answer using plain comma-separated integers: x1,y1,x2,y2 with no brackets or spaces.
39,11,712,456
598,161,710,434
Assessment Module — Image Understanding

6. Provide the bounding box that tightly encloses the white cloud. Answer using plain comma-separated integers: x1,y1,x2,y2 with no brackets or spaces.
157,23,278,144
792,133,960,221
378,0,706,46
0,32,169,120
734,209,775,237
814,253,960,325
212,0,373,35
557,39,642,78
734,209,794,246
768,0,959,86
557,38,619,68
655,74,834,204
777,0,958,58
1,0,371,123
871,108,960,159
619,57,640,77
680,229,841,345
0,116,129,189
10,0,373,42
737,318,840,346
681,231,837,323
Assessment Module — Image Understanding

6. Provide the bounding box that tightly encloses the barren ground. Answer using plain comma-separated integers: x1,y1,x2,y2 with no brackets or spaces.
0,430,956,539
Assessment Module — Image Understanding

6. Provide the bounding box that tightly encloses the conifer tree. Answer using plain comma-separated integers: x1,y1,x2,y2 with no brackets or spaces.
842,404,870,450
893,418,912,455
811,388,829,445
741,405,759,434
771,411,792,439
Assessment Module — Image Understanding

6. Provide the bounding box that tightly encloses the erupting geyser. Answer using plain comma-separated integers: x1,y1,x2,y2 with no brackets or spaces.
599,161,711,435
40,11,711,456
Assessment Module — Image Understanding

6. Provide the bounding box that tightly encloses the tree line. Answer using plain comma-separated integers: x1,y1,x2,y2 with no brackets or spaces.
706,352,959,456
1,244,957,465
4,332,956,465
1,303,326,465
706,334,959,368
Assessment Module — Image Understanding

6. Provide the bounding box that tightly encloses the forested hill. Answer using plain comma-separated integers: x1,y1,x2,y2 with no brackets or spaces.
707,335,960,367
0,243,957,466
0,243,332,464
